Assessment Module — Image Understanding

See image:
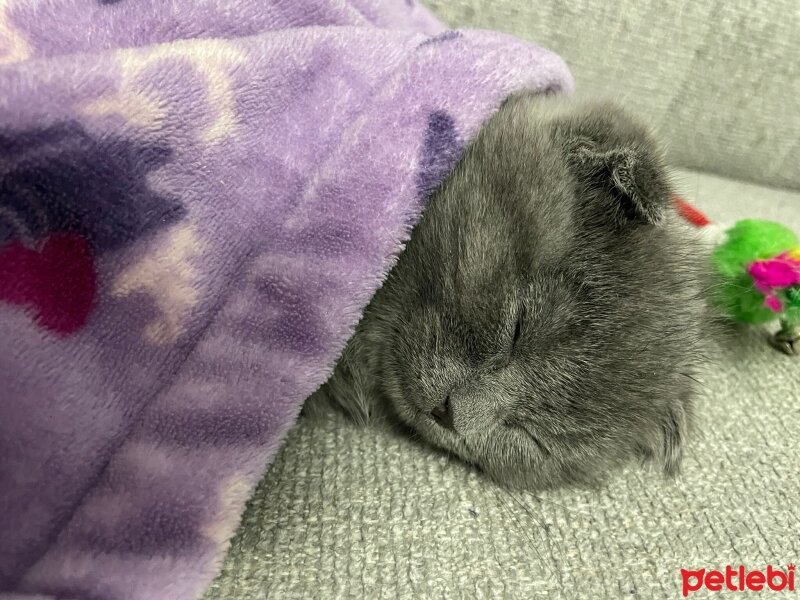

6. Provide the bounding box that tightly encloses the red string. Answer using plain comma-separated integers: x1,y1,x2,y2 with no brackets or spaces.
673,195,711,227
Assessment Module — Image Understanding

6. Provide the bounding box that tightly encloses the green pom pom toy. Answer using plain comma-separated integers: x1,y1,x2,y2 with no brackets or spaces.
675,198,800,355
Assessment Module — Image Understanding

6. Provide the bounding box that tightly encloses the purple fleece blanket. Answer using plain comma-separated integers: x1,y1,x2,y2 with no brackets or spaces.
0,1,571,598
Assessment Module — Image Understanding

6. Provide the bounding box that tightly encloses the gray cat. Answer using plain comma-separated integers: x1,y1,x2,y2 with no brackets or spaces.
306,93,708,491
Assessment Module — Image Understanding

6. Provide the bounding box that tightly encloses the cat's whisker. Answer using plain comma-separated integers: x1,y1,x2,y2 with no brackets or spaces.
493,485,547,566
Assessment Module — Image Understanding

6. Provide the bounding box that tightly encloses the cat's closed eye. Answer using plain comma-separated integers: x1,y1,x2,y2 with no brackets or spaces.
510,313,523,351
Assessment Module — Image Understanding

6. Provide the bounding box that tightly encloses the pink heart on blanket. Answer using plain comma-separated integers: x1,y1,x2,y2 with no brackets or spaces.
0,233,96,334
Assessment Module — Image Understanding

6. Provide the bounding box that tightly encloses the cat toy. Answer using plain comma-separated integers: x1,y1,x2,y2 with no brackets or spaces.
674,197,800,355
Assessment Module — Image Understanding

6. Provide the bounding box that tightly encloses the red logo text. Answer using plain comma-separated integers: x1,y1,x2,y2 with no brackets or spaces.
681,565,795,596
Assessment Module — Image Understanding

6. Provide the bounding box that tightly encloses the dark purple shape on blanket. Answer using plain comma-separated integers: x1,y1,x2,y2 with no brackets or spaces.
418,29,463,47
416,110,462,202
0,122,183,250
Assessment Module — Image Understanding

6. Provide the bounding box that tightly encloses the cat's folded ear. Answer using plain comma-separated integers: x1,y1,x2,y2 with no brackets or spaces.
560,104,672,226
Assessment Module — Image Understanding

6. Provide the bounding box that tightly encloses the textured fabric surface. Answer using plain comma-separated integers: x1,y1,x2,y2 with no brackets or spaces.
422,0,800,191
206,168,800,599
0,1,572,598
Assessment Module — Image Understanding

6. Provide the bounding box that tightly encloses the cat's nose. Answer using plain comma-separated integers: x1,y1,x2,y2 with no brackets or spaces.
430,396,454,430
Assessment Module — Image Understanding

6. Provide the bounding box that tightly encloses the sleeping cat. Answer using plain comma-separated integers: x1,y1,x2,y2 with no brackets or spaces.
306,93,707,491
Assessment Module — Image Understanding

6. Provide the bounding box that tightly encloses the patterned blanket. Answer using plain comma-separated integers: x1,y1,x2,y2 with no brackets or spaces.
0,1,571,598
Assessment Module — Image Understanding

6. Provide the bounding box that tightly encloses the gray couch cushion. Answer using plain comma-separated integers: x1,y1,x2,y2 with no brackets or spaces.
206,171,800,598
422,0,800,191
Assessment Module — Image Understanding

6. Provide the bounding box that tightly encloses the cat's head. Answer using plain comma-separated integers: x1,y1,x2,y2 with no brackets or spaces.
371,95,707,490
